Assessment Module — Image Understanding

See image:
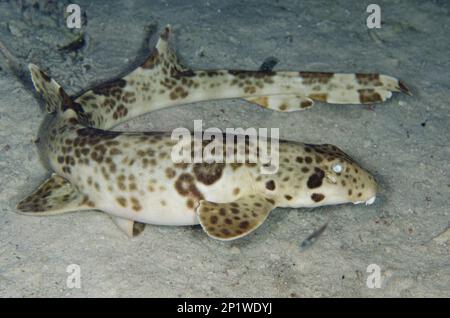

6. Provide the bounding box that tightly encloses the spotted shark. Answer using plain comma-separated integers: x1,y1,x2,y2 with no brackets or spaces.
66,25,409,130
16,26,409,240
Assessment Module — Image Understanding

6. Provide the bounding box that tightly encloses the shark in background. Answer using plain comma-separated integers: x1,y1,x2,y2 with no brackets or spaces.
61,25,410,131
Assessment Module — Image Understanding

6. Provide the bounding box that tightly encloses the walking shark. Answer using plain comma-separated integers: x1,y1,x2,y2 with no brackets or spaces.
16,26,409,239
64,25,409,130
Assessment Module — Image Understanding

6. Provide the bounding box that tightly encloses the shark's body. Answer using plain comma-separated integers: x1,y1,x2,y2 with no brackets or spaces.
18,109,377,239
17,26,409,240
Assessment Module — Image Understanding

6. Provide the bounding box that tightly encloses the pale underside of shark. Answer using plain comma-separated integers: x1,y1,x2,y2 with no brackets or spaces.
16,25,410,240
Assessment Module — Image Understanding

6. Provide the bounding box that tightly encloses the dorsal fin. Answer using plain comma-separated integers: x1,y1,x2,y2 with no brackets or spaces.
29,63,84,115
139,24,187,74
258,56,279,72
73,24,190,129
28,64,65,113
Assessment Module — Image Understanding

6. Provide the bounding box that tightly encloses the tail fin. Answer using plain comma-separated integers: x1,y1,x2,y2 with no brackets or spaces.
298,72,411,105
28,63,65,113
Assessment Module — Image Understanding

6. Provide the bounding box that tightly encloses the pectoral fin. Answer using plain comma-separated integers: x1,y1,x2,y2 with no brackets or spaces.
16,174,93,215
112,217,146,238
196,194,276,241
245,95,314,112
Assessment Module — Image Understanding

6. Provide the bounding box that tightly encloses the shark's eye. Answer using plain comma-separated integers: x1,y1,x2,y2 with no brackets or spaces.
331,162,343,173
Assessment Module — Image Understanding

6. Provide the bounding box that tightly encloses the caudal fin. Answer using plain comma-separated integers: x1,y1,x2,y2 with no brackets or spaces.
297,72,411,105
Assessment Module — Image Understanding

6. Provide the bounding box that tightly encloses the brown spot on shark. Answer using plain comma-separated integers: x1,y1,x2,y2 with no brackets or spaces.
307,168,325,189
193,163,224,185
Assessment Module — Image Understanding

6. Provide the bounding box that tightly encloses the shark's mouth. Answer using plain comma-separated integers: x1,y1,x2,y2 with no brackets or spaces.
365,196,376,205
353,196,376,206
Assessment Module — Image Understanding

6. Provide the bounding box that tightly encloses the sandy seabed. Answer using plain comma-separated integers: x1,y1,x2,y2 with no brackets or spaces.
0,0,448,297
